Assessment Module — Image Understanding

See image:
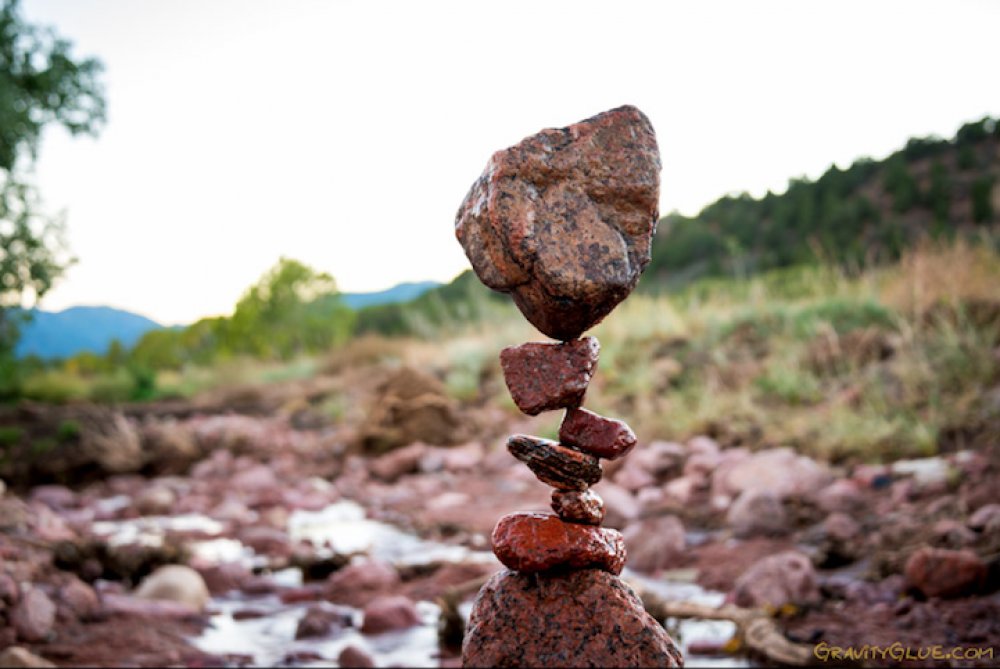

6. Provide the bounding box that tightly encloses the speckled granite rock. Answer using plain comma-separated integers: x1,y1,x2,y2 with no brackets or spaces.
560,407,637,460
455,106,661,340
462,568,682,668
491,512,625,575
551,488,605,525
507,435,602,491
499,338,599,415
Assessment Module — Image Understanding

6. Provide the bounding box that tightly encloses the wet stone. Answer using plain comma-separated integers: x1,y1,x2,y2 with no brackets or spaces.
462,568,682,668
491,512,626,575
499,338,599,415
559,407,637,460
455,105,661,341
551,488,605,525
507,434,602,491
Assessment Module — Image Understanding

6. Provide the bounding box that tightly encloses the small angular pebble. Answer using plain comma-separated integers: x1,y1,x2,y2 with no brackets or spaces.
491,512,626,574
551,488,605,525
559,407,637,460
499,337,599,415
507,434,602,491
455,106,661,340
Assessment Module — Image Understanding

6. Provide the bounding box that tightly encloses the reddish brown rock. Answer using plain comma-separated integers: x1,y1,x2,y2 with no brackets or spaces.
507,434,602,491
551,488,605,525
462,568,682,668
559,407,637,460
455,106,661,341
491,512,625,574
499,338,599,415
904,546,987,598
360,595,421,634
733,551,821,609
623,515,686,572
338,645,375,668
294,604,351,639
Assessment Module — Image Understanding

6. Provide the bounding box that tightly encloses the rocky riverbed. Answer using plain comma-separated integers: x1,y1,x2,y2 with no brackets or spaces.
1,381,998,666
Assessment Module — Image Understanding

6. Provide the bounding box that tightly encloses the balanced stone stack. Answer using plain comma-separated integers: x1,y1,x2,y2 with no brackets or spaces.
455,107,682,668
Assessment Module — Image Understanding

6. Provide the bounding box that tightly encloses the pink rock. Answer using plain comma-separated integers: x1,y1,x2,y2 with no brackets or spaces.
593,482,639,530
816,479,865,515
231,464,278,492
622,515,686,572
57,577,101,621
931,519,976,548
339,644,376,668
325,561,400,608
686,435,720,457
294,604,351,639
192,560,252,595
29,485,76,510
612,463,655,492
455,106,661,341
726,490,789,538
733,551,820,609
361,595,421,634
11,588,56,642
905,547,987,598
711,447,832,503
102,593,199,618
371,442,428,482
238,526,293,557
969,503,1000,534
662,475,704,506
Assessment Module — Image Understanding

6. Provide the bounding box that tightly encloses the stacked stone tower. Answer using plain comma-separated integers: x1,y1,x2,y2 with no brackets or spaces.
455,107,682,667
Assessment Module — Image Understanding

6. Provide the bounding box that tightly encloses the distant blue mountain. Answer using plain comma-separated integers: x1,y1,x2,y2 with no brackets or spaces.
14,306,164,360
341,281,440,309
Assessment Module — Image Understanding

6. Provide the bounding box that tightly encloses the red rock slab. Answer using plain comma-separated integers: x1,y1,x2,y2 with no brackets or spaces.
551,488,605,525
491,512,625,575
462,568,682,668
559,406,637,460
499,337,599,415
455,106,661,341
507,434,602,491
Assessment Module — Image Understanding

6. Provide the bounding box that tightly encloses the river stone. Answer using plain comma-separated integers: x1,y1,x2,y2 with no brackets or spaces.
455,105,661,340
491,512,625,574
462,568,682,668
499,338,599,415
551,488,605,525
559,407,637,460
507,434,602,491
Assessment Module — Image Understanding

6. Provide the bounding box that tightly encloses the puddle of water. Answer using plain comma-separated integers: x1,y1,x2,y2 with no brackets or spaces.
624,569,747,668
288,501,495,567
195,594,442,667
91,513,225,547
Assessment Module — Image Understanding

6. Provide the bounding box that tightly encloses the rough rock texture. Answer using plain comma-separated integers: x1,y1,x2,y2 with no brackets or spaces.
551,488,605,525
507,435,601,491
559,407,637,460
499,338,599,415
904,546,987,598
491,512,625,574
455,106,661,341
462,568,681,668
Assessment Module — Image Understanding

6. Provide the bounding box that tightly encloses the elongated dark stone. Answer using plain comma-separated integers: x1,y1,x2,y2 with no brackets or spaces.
507,434,602,491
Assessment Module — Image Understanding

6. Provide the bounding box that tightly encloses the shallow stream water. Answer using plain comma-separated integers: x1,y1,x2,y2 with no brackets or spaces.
93,499,747,667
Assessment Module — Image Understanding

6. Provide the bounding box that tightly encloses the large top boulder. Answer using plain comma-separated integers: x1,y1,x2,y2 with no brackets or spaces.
455,106,661,340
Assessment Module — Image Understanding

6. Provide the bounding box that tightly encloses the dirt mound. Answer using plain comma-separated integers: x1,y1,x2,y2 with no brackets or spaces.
357,367,466,453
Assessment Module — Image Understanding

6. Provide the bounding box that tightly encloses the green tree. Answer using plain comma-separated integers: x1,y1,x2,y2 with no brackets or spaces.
227,257,354,359
0,0,105,397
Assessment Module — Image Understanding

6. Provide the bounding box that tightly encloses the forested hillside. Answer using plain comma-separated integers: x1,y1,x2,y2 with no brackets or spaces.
644,116,999,285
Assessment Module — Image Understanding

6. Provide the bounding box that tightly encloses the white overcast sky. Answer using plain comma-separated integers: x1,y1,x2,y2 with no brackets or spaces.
21,0,1000,325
